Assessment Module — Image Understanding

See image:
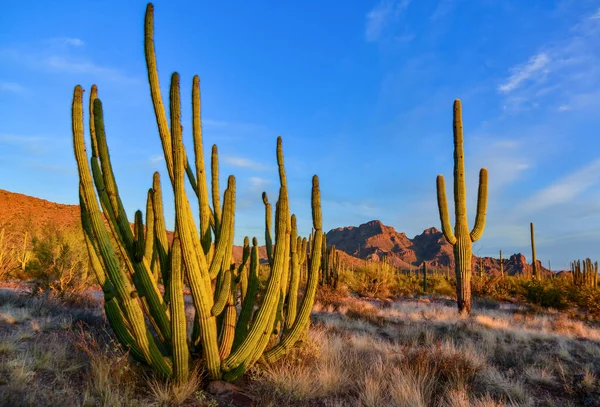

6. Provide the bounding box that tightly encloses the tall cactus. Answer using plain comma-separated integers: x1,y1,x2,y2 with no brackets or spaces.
436,100,488,314
422,262,428,293
530,222,538,279
72,3,323,383
499,250,504,278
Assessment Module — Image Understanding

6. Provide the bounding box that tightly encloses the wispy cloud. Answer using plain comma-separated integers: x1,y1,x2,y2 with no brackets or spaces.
45,37,85,47
365,0,411,42
498,53,551,94
520,158,600,213
497,8,600,111
0,38,137,83
0,81,25,93
430,0,457,21
0,134,47,155
222,155,269,171
148,155,164,164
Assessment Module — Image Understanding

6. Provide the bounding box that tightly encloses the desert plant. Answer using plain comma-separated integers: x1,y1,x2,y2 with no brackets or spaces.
422,262,428,293
436,100,488,314
0,228,32,281
71,3,323,383
25,226,91,297
321,242,340,289
499,250,504,278
530,222,539,280
572,258,598,289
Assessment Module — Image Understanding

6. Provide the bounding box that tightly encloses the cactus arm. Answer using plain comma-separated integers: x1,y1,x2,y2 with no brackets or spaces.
72,86,172,377
436,175,457,245
211,145,222,237
232,237,260,351
453,99,469,234
238,237,250,302
144,190,155,265
470,168,488,242
191,75,212,254
208,176,235,279
144,4,174,182
263,192,274,266
134,210,145,263
285,214,300,330
169,233,189,384
263,175,322,363
211,267,232,316
218,264,238,360
169,73,221,380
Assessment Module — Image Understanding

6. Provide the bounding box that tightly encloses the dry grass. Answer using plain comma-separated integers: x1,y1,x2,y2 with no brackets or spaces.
249,296,600,406
2,287,600,406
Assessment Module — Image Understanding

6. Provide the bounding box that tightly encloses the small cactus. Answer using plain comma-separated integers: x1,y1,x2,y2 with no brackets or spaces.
530,222,539,279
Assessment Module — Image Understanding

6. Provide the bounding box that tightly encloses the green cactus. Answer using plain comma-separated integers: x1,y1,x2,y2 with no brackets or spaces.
320,241,340,289
530,222,538,280
436,100,488,314
72,3,323,382
422,262,428,293
499,250,504,278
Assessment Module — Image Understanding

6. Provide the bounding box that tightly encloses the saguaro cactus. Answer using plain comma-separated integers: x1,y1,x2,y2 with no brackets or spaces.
530,222,538,279
436,100,488,314
72,3,323,383
422,262,428,293
499,250,504,278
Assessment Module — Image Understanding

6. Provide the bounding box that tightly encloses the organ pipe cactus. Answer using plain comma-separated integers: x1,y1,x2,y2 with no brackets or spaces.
572,258,598,289
321,242,340,289
436,100,488,314
72,3,323,382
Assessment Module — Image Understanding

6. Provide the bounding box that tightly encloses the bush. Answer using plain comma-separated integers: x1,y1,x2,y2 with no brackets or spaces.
24,226,92,297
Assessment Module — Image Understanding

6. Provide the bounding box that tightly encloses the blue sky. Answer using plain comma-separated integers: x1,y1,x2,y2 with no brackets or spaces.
1,0,600,269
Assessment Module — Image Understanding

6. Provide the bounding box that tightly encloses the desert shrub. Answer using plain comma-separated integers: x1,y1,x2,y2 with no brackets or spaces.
24,226,92,297
521,280,569,310
0,227,31,281
343,265,394,299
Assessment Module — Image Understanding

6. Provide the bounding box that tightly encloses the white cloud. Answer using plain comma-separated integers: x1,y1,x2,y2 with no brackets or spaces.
497,8,600,111
498,53,551,94
148,155,164,164
222,155,269,171
0,134,47,155
365,0,411,42
46,37,85,47
0,81,25,93
0,40,136,83
520,158,600,213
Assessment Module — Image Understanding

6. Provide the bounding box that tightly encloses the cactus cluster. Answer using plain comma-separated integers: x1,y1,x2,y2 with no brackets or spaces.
72,3,323,382
320,237,340,288
571,259,598,289
436,100,488,314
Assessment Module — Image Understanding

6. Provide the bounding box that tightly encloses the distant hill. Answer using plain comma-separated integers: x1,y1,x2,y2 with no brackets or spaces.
326,219,557,276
